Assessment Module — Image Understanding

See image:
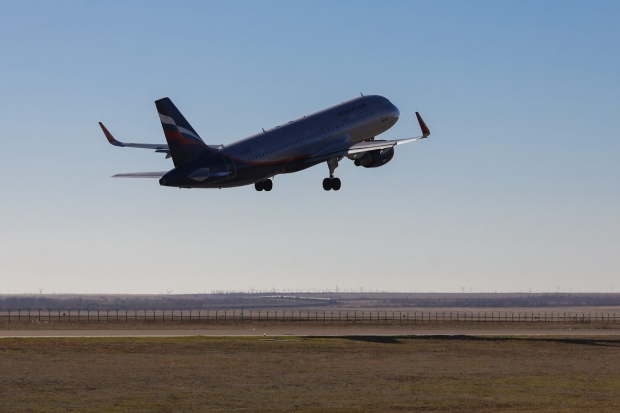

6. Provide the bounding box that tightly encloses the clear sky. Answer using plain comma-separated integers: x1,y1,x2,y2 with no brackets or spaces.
1,1,618,294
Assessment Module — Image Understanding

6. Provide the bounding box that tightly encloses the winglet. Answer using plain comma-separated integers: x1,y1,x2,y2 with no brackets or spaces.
99,122,123,147
415,112,430,138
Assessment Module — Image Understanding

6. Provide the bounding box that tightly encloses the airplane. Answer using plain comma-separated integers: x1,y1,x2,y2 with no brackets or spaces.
99,94,430,191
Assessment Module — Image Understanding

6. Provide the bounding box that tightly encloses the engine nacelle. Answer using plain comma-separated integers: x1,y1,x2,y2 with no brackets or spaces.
353,148,395,168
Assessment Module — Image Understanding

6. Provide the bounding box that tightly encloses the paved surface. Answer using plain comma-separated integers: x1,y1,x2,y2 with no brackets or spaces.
2,328,619,338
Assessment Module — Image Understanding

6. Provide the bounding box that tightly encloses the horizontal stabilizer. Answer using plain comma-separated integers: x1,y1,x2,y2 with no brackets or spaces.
112,172,167,178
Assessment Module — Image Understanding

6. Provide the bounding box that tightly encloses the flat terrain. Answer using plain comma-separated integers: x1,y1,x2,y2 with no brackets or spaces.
2,335,620,412
2,326,620,337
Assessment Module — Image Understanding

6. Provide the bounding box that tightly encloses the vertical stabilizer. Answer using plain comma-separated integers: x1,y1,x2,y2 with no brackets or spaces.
155,98,211,166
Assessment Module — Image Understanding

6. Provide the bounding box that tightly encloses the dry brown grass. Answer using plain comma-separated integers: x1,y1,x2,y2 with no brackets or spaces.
2,319,620,331
1,335,620,412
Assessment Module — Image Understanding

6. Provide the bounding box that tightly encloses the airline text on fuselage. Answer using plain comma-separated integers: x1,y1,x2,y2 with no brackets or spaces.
337,103,366,117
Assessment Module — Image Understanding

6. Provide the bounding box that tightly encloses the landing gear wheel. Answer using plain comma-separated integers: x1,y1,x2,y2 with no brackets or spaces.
322,178,332,191
263,179,273,191
254,181,264,191
331,178,341,191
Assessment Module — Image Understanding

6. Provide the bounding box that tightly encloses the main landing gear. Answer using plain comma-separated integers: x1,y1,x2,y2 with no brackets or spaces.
322,177,341,191
323,157,342,191
254,179,273,191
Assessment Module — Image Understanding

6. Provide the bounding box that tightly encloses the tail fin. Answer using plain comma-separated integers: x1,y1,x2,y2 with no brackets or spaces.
155,97,211,166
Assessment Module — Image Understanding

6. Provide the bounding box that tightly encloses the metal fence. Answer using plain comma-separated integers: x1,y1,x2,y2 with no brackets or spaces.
1,309,619,325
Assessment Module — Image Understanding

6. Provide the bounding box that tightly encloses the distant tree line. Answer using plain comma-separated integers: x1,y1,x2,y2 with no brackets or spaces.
1,293,619,311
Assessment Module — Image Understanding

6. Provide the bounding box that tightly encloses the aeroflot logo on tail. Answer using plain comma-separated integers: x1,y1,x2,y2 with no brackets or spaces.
337,103,366,116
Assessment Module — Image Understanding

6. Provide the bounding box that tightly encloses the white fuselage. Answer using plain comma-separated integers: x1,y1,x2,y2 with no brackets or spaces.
220,95,399,165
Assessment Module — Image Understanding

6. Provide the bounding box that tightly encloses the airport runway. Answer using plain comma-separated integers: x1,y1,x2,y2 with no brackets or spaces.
2,327,619,338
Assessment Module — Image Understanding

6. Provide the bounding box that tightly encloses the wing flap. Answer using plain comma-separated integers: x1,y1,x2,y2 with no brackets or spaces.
187,168,231,181
346,137,423,155
112,172,167,178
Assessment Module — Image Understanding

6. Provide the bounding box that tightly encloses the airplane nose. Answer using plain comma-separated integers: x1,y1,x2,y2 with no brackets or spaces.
392,104,400,118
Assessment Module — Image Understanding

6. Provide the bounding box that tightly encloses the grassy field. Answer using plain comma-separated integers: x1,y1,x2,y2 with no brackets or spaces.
1,335,620,412
2,321,620,332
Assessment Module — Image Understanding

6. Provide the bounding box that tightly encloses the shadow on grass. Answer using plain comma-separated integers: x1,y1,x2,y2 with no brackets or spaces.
338,336,402,344
313,335,620,347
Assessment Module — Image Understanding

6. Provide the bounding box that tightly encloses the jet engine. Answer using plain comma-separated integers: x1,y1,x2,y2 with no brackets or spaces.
353,148,395,168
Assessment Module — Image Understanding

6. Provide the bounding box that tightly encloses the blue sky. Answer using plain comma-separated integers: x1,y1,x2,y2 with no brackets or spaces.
0,1,618,294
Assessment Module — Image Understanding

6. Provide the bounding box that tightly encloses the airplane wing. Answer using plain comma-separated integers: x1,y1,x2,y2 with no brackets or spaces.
309,112,430,162
112,172,167,178
99,122,171,157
